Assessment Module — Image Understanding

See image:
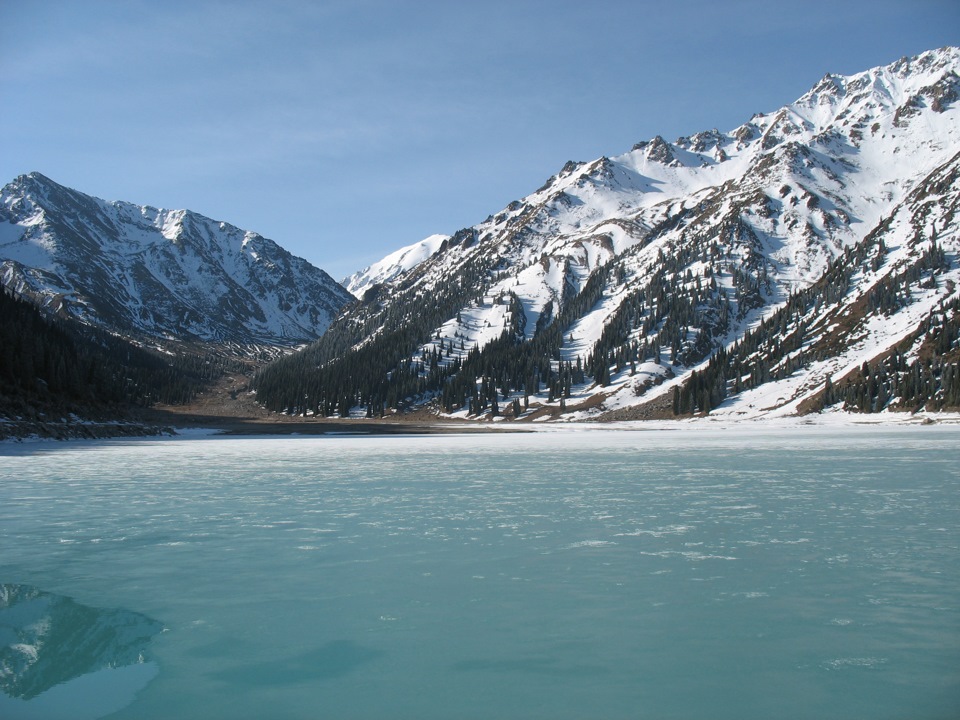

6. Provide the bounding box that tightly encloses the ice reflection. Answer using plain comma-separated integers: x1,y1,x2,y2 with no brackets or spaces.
0,584,163,720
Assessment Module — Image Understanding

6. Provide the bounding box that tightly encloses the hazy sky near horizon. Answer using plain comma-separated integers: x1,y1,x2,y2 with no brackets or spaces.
2,0,958,280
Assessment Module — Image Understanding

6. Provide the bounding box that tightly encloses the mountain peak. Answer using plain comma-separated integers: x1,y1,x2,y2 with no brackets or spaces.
5,171,64,205
1,174,354,348
18,171,57,188
343,233,450,298
889,46,960,78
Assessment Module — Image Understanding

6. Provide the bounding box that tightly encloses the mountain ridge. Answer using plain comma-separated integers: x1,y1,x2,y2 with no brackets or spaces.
253,47,960,421
343,233,450,299
0,172,354,350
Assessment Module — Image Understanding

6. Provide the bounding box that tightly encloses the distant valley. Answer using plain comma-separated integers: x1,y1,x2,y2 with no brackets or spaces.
2,48,959,438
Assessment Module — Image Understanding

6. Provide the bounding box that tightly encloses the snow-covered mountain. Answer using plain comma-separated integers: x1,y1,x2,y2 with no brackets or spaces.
0,173,353,349
343,234,449,299
255,47,960,420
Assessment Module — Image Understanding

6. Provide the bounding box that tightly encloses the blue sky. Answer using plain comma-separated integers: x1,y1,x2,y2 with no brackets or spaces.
2,0,958,280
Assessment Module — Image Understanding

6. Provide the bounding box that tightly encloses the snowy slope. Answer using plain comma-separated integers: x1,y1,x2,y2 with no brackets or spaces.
256,47,960,420
342,234,448,298
0,173,354,348
591,148,960,421
350,47,958,340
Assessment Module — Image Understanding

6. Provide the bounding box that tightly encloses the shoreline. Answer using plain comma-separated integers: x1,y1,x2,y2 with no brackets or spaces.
156,414,528,437
0,410,528,442
4,407,959,443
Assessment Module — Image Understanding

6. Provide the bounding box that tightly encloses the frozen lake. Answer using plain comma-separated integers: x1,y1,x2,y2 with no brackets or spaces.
1,426,958,719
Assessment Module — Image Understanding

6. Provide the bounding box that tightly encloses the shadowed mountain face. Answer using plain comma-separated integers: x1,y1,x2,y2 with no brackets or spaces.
0,174,354,349
0,583,164,700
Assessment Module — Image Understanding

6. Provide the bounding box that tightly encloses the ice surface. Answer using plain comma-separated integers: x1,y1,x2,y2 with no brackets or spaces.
0,663,159,720
1,427,958,719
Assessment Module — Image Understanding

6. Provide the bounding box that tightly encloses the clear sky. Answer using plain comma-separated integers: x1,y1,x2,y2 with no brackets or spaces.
2,0,958,281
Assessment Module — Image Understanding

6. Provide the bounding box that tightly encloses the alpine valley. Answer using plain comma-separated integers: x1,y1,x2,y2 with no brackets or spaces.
3,48,960,436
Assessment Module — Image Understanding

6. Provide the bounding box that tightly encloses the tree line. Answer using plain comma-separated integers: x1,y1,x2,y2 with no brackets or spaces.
0,287,238,420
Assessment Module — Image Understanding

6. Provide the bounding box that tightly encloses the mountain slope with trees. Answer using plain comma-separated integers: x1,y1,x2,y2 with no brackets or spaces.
253,48,960,421
0,287,244,438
